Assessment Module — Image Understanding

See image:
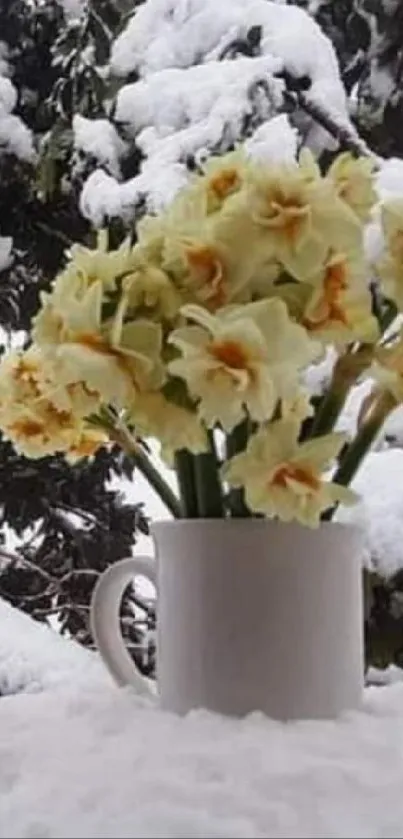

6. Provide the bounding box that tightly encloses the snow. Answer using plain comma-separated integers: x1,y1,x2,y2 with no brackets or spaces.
0,72,34,161
80,150,191,226
80,0,351,225
244,114,298,164
0,76,17,114
0,43,8,78
335,449,403,579
376,158,403,201
0,597,105,696
114,56,282,137
81,56,286,224
3,594,403,837
57,0,86,20
0,236,12,272
73,115,128,179
112,0,343,100
0,109,35,161
365,157,403,265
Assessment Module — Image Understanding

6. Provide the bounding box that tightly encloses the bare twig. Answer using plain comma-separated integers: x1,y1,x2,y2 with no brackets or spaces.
296,91,377,160
0,547,54,582
30,603,91,618
34,221,73,248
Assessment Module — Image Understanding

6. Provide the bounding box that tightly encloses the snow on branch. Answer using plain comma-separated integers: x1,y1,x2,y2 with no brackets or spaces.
0,74,34,162
78,0,373,226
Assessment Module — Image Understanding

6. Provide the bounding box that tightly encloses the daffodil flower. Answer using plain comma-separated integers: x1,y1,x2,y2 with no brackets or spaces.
121,258,182,322
65,426,110,463
128,391,208,464
302,251,378,345
223,419,357,527
377,200,403,310
277,251,378,346
64,229,136,292
326,153,377,224
168,300,320,431
232,159,362,280
0,347,83,458
197,149,249,213
33,280,165,408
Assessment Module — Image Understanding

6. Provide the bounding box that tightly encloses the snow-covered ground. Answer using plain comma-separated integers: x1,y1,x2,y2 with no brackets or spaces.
2,595,403,838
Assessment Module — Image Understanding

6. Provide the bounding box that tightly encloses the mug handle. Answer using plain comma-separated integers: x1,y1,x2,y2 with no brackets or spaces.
90,556,157,697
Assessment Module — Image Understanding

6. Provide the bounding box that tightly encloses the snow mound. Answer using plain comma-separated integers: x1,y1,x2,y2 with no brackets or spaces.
0,597,105,696
336,449,403,579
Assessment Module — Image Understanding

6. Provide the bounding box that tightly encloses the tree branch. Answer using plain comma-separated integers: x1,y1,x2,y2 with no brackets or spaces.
296,90,377,160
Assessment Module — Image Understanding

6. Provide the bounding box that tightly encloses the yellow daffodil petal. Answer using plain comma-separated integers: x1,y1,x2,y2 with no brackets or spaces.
223,420,357,527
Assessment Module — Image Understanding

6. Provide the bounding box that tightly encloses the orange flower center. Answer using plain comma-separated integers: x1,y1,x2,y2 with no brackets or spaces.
10,405,72,440
324,260,349,297
186,245,227,309
209,168,240,201
78,333,115,356
261,189,310,241
10,419,45,438
70,435,103,458
303,258,349,331
14,359,39,379
77,331,136,377
209,339,249,370
271,463,320,492
12,359,43,393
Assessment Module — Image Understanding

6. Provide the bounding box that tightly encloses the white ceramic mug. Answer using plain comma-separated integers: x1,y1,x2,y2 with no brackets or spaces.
90,519,364,719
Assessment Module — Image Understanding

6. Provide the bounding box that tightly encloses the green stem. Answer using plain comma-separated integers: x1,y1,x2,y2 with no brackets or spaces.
309,345,374,439
226,420,250,517
309,380,351,439
378,297,399,337
333,388,396,488
134,448,182,519
174,450,199,519
194,431,225,518
108,420,181,519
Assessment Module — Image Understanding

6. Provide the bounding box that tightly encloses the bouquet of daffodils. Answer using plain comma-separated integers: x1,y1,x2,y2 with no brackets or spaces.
1,147,402,527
